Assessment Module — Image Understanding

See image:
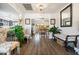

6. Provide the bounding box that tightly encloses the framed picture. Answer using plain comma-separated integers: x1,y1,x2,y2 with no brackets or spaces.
25,18,30,25
50,19,55,25
60,4,72,27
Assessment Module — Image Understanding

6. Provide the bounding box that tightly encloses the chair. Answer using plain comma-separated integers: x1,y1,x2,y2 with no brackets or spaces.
65,35,77,53
74,35,79,54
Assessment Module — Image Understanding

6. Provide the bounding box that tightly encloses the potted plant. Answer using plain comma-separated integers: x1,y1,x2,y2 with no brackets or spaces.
11,25,25,46
48,26,61,41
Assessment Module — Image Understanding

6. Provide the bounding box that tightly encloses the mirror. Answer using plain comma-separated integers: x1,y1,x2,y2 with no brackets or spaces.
60,4,72,27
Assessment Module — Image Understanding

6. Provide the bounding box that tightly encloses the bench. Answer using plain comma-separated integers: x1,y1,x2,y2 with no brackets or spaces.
55,34,79,54
55,34,77,46
55,34,66,46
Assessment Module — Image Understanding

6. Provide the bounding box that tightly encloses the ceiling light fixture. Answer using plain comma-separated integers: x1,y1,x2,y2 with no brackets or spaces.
36,4,48,11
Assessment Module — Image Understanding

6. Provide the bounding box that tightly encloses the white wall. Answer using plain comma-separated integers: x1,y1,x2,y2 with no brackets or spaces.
24,13,56,26
24,13,56,35
24,13,55,19
55,3,79,35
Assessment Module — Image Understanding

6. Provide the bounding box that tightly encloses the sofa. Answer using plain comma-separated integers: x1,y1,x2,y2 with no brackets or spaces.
0,28,20,55
0,41,20,55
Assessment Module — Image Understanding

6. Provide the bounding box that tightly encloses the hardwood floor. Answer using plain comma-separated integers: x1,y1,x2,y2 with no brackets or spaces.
20,34,74,55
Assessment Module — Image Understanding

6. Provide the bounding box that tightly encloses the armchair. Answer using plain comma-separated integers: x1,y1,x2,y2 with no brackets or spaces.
65,35,77,53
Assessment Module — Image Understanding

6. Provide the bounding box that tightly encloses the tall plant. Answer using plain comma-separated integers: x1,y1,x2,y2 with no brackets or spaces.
11,25,25,45
49,26,61,40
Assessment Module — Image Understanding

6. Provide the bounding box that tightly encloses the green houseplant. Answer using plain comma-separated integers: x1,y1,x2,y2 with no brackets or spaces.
48,26,61,41
11,25,25,46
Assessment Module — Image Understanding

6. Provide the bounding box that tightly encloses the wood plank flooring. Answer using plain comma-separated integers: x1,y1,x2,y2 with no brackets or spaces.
20,34,74,55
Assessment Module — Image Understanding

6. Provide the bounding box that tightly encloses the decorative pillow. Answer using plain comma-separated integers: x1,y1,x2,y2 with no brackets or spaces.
0,32,6,44
0,28,7,44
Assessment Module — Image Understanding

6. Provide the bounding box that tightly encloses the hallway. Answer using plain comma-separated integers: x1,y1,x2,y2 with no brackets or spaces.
20,33,74,55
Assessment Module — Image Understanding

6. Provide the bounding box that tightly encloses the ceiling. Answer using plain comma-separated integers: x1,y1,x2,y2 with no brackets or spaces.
0,3,68,14
31,3,68,13
0,3,18,14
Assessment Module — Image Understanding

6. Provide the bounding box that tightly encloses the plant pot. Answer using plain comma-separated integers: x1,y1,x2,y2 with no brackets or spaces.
52,33,57,41
24,37,27,43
